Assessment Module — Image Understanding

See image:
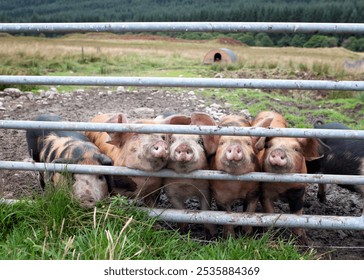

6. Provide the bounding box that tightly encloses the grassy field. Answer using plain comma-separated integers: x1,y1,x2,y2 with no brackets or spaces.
1,33,363,260
1,33,363,130
1,33,364,79
0,187,315,260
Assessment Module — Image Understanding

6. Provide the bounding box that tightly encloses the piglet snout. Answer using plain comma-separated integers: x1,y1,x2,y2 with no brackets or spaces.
151,140,169,159
226,144,243,162
269,148,287,167
174,143,194,162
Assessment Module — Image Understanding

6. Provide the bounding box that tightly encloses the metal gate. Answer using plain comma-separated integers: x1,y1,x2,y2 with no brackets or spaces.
0,22,364,231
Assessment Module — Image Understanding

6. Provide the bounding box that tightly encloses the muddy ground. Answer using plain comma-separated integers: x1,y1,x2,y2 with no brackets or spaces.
0,86,363,260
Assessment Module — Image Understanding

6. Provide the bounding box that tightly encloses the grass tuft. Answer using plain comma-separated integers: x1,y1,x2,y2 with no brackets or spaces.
0,188,315,260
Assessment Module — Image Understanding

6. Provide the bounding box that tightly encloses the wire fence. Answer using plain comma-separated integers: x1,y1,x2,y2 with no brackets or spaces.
0,21,363,231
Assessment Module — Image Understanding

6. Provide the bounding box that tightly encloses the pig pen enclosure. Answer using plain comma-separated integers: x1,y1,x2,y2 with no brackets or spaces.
1,22,364,260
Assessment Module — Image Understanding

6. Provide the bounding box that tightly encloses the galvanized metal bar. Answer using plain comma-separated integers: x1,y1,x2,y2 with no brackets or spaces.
1,197,362,230
1,22,364,34
0,198,22,205
2,161,364,185
145,208,364,230
1,120,364,139
0,75,364,91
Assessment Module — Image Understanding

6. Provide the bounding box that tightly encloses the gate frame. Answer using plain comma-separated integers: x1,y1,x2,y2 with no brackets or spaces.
1,21,364,231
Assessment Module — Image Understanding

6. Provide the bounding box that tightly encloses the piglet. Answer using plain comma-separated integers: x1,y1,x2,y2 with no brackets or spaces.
309,120,364,213
163,112,218,239
26,114,113,208
210,114,273,238
86,113,189,207
253,111,326,244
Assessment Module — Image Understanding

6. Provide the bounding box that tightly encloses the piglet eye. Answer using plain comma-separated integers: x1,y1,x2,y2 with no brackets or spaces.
161,135,166,141
98,175,105,181
197,137,204,146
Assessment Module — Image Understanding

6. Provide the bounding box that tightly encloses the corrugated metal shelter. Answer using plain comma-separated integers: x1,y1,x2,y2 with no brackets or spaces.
203,48,237,64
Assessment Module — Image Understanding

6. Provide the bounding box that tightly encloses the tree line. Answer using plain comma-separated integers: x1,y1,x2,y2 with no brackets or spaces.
0,0,363,51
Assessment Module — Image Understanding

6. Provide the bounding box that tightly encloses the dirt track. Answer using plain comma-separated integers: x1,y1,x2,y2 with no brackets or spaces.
0,86,363,259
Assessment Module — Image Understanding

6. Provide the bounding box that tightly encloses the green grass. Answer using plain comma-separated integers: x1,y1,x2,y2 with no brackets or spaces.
0,187,315,260
200,88,364,129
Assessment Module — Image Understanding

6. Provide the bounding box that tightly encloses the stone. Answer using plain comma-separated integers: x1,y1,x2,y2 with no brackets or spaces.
47,91,58,99
38,89,46,97
63,92,73,98
210,103,222,109
130,107,155,118
116,86,126,94
239,109,252,120
4,88,21,97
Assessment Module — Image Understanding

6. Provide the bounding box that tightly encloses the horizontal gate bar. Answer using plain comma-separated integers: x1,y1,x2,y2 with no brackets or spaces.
2,198,362,230
145,208,364,230
1,120,364,139
2,161,364,185
1,76,364,91
1,22,364,34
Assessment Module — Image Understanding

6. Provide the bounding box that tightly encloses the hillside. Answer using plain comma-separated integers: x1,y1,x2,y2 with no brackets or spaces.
0,0,363,23
1,0,363,51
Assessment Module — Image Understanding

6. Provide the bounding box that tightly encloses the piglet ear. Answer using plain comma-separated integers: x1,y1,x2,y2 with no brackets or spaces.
191,112,218,156
254,137,266,152
191,112,216,126
103,113,128,124
154,114,192,142
252,116,273,151
159,114,191,125
93,154,114,192
93,153,113,166
252,116,273,129
313,120,325,128
297,137,330,161
107,113,130,147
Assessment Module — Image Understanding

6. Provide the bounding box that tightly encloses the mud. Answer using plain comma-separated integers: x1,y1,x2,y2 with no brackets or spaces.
0,86,363,259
